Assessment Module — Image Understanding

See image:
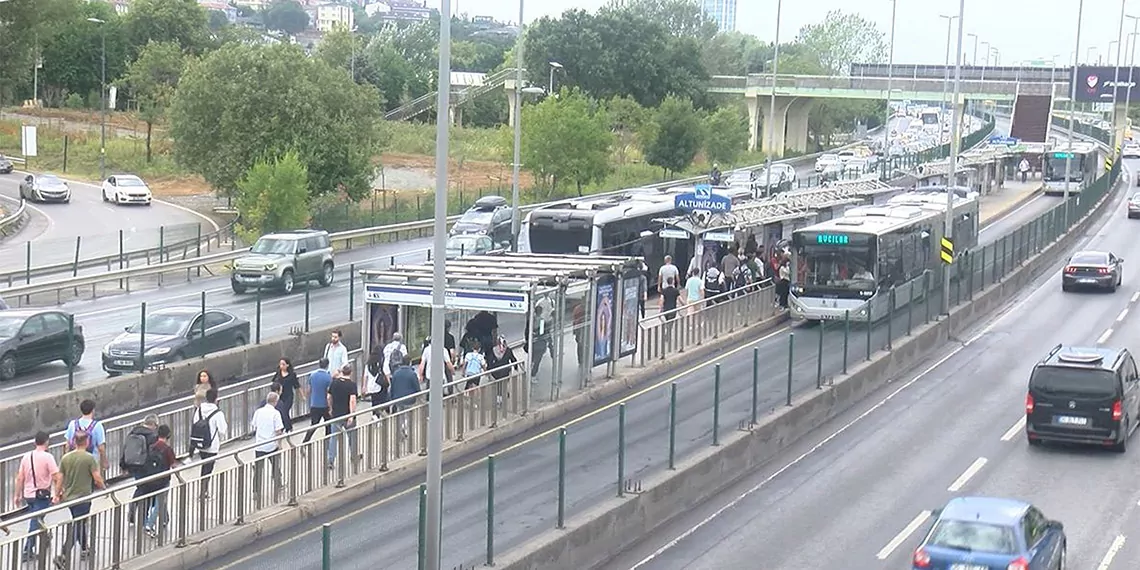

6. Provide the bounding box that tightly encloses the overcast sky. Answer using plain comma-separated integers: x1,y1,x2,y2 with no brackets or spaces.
446,0,1136,68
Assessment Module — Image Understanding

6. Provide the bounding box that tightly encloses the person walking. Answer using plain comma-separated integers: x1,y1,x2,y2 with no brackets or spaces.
190,388,227,499
684,268,703,315
364,351,388,418
141,425,177,538
777,258,791,309
301,358,333,445
637,263,648,318
388,353,419,439
658,255,679,293
271,358,300,433
462,338,487,390
382,332,407,381
326,364,358,471
53,430,104,567
323,329,350,374
65,399,107,474
420,336,456,394
660,277,682,344
704,267,725,306
121,415,159,525
250,392,285,500
1018,157,1030,183
193,370,217,406
13,431,59,562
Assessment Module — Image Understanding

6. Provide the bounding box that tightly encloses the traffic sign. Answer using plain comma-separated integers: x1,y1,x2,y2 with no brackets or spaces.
940,237,954,265
675,187,731,213
694,183,712,199
987,135,1020,146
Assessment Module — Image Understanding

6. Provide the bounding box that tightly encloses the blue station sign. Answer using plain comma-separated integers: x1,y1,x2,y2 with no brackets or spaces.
675,183,732,213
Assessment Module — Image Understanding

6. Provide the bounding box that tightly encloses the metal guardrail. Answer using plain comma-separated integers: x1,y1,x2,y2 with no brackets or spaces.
0,198,27,234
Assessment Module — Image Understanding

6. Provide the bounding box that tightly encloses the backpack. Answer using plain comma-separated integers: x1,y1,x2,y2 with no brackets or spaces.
120,430,150,470
141,442,168,478
189,407,221,451
69,418,98,453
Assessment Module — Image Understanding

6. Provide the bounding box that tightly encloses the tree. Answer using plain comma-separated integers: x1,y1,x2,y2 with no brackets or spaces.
263,0,309,35
126,0,210,54
641,96,702,177
703,106,748,165
35,1,130,107
796,10,887,75
701,32,769,76
169,42,383,200
360,41,422,111
0,0,81,104
315,26,356,73
121,41,184,162
235,151,311,242
206,10,229,32
605,96,648,165
517,88,613,197
610,0,717,40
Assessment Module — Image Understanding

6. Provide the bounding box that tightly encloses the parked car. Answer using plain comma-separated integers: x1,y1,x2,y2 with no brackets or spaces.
101,307,250,375
19,173,70,203
231,230,334,294
445,234,495,259
0,309,84,382
101,174,153,205
0,155,13,174
450,195,515,248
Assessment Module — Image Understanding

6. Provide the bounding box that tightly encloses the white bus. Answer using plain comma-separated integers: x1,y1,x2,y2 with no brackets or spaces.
1042,142,1100,196
519,187,751,287
789,189,979,322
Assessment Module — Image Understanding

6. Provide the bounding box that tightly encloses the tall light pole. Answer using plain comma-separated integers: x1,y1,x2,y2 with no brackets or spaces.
882,0,897,160
548,61,562,95
980,41,990,81
510,0,525,251
939,14,958,144
1126,19,1140,131
1088,46,1097,64
992,47,1000,66
967,33,978,66
944,0,965,315
425,0,451,566
87,17,107,180
762,0,783,199
1114,0,1127,151
1064,0,1086,228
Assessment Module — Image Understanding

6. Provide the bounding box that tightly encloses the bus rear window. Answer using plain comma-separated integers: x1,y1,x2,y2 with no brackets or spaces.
527,226,591,254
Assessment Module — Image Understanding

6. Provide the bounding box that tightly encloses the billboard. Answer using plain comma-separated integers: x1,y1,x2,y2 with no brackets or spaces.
592,277,616,367
1073,66,1140,102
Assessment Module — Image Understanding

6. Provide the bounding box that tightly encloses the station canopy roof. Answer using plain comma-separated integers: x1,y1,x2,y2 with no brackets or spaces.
655,178,899,236
360,252,641,292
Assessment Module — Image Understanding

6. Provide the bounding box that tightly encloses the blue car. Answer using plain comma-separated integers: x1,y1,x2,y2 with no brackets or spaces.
912,497,1065,570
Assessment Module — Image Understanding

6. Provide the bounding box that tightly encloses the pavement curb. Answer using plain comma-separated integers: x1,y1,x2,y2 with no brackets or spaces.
983,182,1044,223
121,310,791,570
491,172,1125,570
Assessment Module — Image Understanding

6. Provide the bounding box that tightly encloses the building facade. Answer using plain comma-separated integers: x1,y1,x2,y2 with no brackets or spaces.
700,0,736,33
310,2,354,32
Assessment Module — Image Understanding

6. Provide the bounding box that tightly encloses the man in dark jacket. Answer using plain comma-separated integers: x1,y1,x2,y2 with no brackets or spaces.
121,414,158,524
388,353,420,412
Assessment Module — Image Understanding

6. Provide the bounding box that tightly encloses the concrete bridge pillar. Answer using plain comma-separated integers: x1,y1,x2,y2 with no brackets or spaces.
505,79,520,128
745,91,802,157
449,105,464,127
785,99,812,154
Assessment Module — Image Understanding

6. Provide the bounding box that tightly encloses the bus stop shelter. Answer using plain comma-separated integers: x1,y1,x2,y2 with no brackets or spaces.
360,253,642,405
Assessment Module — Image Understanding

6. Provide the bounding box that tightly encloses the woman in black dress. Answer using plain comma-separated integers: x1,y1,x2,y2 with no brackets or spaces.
272,358,300,432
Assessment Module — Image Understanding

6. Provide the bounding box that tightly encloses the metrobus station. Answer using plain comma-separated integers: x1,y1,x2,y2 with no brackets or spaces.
360,253,643,407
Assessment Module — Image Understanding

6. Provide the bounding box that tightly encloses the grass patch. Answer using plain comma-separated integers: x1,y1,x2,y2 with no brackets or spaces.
380,120,505,162
0,119,186,183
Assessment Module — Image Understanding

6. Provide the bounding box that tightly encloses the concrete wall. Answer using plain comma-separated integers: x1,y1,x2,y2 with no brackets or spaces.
492,174,1124,570
0,322,361,443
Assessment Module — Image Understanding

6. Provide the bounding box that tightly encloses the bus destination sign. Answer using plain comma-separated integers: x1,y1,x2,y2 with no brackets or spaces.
816,233,850,245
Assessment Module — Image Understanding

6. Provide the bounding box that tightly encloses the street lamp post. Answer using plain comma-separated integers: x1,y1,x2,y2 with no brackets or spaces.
510,0,525,251
939,14,958,145
87,17,107,180
1126,19,1140,128
882,0,896,160
967,33,978,66
761,0,783,199
1064,0,1086,228
980,41,990,81
548,61,562,95
1114,0,1127,152
944,0,965,315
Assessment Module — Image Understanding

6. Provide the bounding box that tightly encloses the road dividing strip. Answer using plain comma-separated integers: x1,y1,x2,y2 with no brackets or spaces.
947,457,988,492
1131,292,1139,303
1118,309,1130,323
1097,535,1127,570
1098,329,1115,345
876,510,932,560
1000,417,1027,442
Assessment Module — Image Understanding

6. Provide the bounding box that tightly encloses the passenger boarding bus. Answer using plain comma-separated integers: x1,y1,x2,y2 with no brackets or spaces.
1043,143,1100,196
519,187,750,287
788,189,979,323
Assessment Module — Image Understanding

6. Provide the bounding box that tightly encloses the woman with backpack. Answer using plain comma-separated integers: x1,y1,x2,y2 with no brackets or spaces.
271,359,300,432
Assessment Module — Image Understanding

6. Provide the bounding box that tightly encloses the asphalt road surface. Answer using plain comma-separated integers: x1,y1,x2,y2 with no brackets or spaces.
193,161,1052,570
604,159,1140,570
0,171,212,270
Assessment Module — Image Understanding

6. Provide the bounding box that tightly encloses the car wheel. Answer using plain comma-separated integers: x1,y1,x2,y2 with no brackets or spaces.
319,262,334,287
1113,422,1129,453
1062,284,1071,292
234,335,247,347
280,270,295,294
1027,434,1042,447
0,353,15,382
101,189,107,202
61,341,84,367
231,281,246,294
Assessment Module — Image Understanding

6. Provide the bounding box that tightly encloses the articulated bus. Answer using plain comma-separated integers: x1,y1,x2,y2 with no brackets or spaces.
1043,142,1100,196
518,187,750,287
789,189,980,323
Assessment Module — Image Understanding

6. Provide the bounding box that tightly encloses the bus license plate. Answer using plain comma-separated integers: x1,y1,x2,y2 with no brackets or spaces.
1055,415,1088,426
114,359,134,367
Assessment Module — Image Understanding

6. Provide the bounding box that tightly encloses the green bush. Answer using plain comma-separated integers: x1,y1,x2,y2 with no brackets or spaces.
63,94,85,110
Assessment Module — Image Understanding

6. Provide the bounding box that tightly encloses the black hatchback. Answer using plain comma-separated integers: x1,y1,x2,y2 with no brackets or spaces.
1026,345,1140,452
0,309,85,382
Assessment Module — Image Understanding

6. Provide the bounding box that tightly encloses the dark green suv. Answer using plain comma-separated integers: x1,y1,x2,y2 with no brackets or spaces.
231,230,335,294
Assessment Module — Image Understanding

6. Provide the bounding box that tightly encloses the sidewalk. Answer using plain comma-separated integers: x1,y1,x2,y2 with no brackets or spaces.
978,179,1043,222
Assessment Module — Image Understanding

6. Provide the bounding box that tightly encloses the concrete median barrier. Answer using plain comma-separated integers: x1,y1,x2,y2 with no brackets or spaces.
491,174,1126,570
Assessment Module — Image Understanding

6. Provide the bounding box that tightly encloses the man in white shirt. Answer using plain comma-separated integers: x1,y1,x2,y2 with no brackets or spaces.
658,255,679,293
324,329,350,375
381,332,408,380
195,389,228,499
418,337,455,395
249,392,284,495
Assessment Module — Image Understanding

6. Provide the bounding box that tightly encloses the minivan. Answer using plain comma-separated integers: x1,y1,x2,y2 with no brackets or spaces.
1025,345,1140,452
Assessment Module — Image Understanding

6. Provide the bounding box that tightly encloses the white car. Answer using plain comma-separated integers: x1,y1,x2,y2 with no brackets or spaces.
1123,144,1140,159
101,174,153,205
815,154,840,172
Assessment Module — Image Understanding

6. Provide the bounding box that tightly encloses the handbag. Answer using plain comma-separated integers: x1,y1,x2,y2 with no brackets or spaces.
28,452,51,501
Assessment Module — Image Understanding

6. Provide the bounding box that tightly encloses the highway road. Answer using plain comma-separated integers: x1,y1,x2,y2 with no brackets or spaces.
0,171,213,270
195,163,1053,570
602,159,1140,570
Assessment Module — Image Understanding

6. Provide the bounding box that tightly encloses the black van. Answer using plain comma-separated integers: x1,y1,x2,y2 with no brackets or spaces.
1026,345,1140,452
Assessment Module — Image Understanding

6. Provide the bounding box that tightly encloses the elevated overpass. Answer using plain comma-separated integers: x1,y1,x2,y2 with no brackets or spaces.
850,63,1072,84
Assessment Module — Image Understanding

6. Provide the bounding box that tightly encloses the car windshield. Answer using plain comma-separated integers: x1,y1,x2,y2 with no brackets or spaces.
458,210,493,226
0,316,24,337
128,313,191,336
927,520,1018,555
1031,366,1118,398
1132,193,1140,201
446,236,482,253
117,177,146,187
38,175,62,185
250,238,296,255
1071,252,1108,265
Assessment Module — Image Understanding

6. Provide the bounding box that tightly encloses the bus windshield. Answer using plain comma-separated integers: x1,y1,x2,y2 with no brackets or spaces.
526,224,592,254
920,112,939,125
1045,155,1084,181
792,232,877,293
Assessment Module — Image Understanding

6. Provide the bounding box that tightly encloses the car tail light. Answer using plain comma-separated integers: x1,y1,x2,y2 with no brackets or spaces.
1007,557,1030,570
1113,400,1123,421
1025,393,1035,414
1099,268,1112,274
1064,266,1077,274
912,548,931,568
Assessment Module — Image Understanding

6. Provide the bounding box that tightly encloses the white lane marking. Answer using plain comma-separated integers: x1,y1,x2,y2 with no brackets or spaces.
1132,292,1139,303
876,511,932,560
1001,417,1027,442
947,457,988,492
1097,535,1127,570
1099,329,1115,345
1118,308,1130,322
